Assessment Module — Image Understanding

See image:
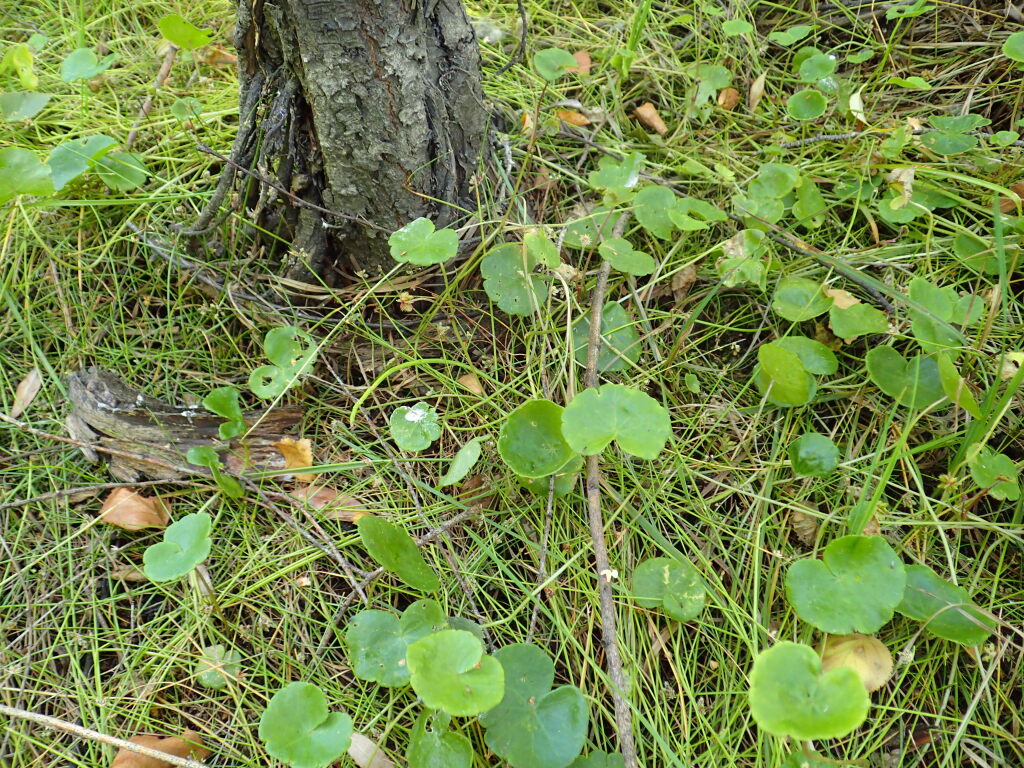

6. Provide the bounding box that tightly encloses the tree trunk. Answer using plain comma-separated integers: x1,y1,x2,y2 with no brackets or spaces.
230,0,487,281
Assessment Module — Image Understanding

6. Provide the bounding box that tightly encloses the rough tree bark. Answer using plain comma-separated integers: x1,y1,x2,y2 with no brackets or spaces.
225,0,487,281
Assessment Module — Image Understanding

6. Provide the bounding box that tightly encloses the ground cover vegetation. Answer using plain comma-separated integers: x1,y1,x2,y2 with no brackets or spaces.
1,1,1022,767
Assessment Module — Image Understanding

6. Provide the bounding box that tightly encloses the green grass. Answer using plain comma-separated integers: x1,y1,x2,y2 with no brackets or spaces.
2,0,1023,766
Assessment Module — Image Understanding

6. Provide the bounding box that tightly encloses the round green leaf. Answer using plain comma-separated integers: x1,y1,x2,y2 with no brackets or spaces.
60,48,117,82
498,399,575,479
966,443,1020,501
598,237,655,276
407,630,505,716
388,217,458,265
439,437,484,487
357,515,440,593
390,401,442,452
259,682,352,768
562,206,622,249
767,25,815,46
722,19,754,35
632,557,705,621
47,135,116,191
919,130,977,155
750,163,800,199
157,13,213,49
0,92,51,122
481,242,549,316
633,185,677,239
561,384,671,460
95,151,148,191
896,564,996,645
480,644,588,768
264,325,315,369
0,146,53,204
534,47,580,82
786,89,828,120
195,644,241,690
407,711,474,768
171,97,203,121
572,302,642,373
829,303,889,339
142,512,212,582
517,454,583,498
785,534,906,634
749,641,869,740
346,599,448,686
797,53,837,82
772,337,838,375
865,348,946,409
753,343,815,407
772,277,830,321
789,433,839,477
1003,31,1024,63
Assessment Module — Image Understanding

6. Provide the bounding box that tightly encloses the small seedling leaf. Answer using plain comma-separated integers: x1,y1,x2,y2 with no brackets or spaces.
47,135,116,191
788,433,839,477
259,682,353,768
346,599,448,686
60,48,116,82
439,437,484,487
388,217,458,265
572,302,642,373
966,443,1020,501
896,564,996,645
768,25,815,46
406,630,505,716
157,13,213,49
829,303,888,339
407,711,473,768
498,399,575,478
357,515,440,592
632,557,705,621
534,47,580,81
480,242,549,316
142,512,212,582
598,237,655,276
390,402,442,452
203,386,246,440
772,277,831,321
749,641,869,739
195,644,242,689
820,634,893,692
785,534,906,634
480,644,588,768
561,384,671,459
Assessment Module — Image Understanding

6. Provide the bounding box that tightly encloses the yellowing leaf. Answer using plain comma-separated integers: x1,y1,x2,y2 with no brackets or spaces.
110,731,209,767
748,72,767,111
9,366,41,418
823,286,860,309
821,633,893,693
99,489,171,530
566,50,592,75
348,732,396,768
633,102,668,135
291,484,370,522
274,437,316,483
555,108,590,126
458,372,484,396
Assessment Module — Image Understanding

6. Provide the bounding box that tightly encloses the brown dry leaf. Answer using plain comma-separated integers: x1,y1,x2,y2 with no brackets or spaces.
194,44,237,68
10,367,42,419
348,732,396,768
99,489,171,530
110,563,149,582
459,474,496,510
999,181,1024,214
566,50,591,75
519,110,535,138
110,730,209,767
717,87,740,110
823,287,860,309
821,634,893,693
633,102,667,135
554,108,591,127
273,437,316,483
671,265,698,301
291,484,370,522
748,72,767,111
789,506,819,546
457,372,484,396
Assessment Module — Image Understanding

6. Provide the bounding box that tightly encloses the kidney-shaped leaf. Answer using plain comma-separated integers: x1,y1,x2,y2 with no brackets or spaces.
897,564,996,645
772,277,830,322
480,644,587,768
60,48,117,82
966,443,1020,501
0,92,51,122
0,147,53,203
788,433,839,477
572,302,642,373
357,515,440,593
157,13,213,49
498,399,575,479
142,512,212,582
481,242,549,316
753,343,815,407
407,630,505,716
259,682,353,768
749,641,869,740
195,644,242,690
346,599,448,687
390,402,442,452
47,135,116,191
632,557,705,621
389,217,458,265
785,535,906,634
865,348,946,409
561,384,671,460
407,710,473,768
598,237,654,276
534,47,580,81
